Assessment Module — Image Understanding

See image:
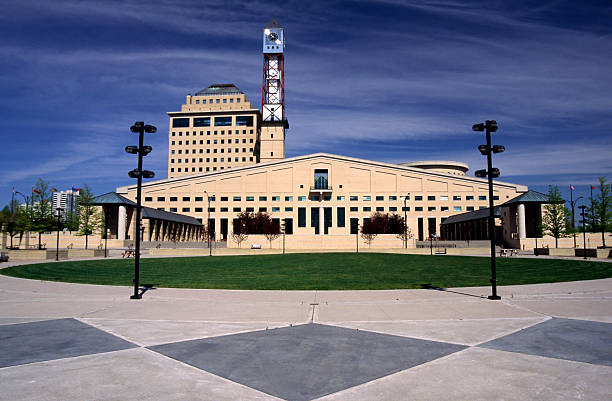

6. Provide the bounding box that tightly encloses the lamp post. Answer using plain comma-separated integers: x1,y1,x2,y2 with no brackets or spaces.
126,121,156,300
570,195,583,248
403,193,410,249
55,207,63,261
579,205,587,259
204,191,212,256
473,120,504,300
281,220,286,255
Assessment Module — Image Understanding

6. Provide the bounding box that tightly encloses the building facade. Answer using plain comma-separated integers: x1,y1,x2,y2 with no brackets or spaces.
52,189,80,221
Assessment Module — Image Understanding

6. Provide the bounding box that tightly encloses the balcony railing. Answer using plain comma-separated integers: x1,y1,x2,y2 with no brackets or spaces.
310,185,333,192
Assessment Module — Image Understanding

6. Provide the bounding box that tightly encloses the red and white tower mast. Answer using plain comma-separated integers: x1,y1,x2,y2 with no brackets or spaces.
259,19,288,162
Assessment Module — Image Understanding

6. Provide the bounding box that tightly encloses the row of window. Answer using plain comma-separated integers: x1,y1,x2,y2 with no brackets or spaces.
171,138,254,147
156,205,483,214
170,149,254,157
169,160,254,173
192,97,242,105
171,155,254,164
171,129,254,137
172,115,253,128
146,194,495,203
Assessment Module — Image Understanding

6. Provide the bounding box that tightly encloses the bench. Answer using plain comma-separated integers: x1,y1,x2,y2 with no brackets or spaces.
122,245,135,258
251,244,262,249
0,252,8,262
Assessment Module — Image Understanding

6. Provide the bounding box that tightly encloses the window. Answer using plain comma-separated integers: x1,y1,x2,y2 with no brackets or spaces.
479,195,487,201
272,196,280,201
440,195,449,201
220,196,228,201
220,207,228,212
453,195,461,201
284,218,293,235
182,197,190,202
389,206,397,212
298,196,307,201
285,196,293,201
169,208,177,212
236,116,253,126
195,196,203,201
272,207,280,212
145,196,152,202
428,206,436,211
157,196,165,201
415,206,423,212
415,196,423,201
194,117,210,127
441,206,449,211
479,206,487,210
363,207,371,212
453,206,462,212
314,169,328,189
323,195,331,201
157,208,165,211
363,196,371,201
195,207,203,212
233,196,241,201
337,196,345,201
246,196,254,201
466,195,474,200
172,118,189,128
376,196,384,201
350,196,358,201
259,207,267,212
259,196,267,201
389,196,397,201
376,207,384,212
467,206,475,211
350,206,358,212
493,195,499,201
214,116,232,126
246,207,254,212
428,195,436,201
350,218,359,235
170,197,177,202
233,207,241,212
298,207,306,227
309,195,319,201
285,207,293,212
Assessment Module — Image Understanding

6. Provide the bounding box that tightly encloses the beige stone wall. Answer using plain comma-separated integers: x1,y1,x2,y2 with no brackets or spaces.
118,154,526,249
514,232,611,251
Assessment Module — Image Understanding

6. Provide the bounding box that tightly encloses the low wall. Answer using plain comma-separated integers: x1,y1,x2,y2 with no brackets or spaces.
7,250,69,260
514,232,611,251
67,249,106,258
228,234,414,250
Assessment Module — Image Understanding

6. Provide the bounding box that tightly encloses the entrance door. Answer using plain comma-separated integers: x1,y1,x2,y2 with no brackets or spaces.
220,218,228,241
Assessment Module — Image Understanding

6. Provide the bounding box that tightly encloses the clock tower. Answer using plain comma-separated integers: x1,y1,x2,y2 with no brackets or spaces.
259,19,288,163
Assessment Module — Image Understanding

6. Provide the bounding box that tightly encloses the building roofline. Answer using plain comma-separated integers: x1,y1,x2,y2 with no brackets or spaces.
116,153,528,194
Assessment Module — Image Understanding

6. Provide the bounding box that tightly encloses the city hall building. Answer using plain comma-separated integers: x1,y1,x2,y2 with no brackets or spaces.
112,20,533,249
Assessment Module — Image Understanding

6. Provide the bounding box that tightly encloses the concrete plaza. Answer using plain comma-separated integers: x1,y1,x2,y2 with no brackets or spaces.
0,257,611,400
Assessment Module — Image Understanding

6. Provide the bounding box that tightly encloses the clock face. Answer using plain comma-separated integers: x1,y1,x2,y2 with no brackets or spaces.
268,32,278,41
263,28,283,53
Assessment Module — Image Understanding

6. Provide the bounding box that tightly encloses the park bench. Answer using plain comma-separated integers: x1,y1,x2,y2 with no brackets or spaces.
0,252,8,262
500,248,519,257
251,244,262,249
122,244,135,258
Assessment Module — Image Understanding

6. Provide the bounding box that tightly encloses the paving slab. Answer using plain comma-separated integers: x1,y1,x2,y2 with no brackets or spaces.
480,317,612,366
0,318,137,368
0,348,281,401
149,323,466,401
315,347,612,401
81,318,293,346
328,317,548,345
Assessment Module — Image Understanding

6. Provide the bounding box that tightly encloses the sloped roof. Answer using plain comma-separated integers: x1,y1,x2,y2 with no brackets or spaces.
93,192,136,206
502,190,556,206
265,19,282,29
142,207,202,226
441,207,501,225
195,84,243,96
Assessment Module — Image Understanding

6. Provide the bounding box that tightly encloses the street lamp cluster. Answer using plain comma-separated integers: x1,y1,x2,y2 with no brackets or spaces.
472,120,504,301
126,121,156,300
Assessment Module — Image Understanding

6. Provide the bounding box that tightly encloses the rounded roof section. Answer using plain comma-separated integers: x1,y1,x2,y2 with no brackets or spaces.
399,160,470,175
195,84,244,96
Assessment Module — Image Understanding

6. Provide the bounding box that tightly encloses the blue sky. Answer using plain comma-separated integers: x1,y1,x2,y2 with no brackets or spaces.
1,0,611,208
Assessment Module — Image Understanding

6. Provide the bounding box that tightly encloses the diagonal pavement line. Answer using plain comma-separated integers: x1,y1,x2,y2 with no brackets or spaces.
470,316,551,347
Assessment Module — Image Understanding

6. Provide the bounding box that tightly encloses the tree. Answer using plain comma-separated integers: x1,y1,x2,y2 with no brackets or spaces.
0,206,29,249
263,218,281,248
232,211,279,248
231,213,249,248
540,185,570,248
360,212,408,248
30,178,55,249
64,210,80,232
589,177,612,248
75,185,104,249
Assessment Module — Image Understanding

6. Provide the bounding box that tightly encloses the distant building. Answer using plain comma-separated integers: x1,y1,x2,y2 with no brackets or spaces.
52,190,79,220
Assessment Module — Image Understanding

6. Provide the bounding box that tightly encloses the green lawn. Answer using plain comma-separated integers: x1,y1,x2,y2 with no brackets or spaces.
1,253,610,290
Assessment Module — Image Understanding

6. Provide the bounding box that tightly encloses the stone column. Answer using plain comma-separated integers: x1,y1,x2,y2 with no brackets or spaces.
118,205,126,241
318,206,324,235
518,203,526,239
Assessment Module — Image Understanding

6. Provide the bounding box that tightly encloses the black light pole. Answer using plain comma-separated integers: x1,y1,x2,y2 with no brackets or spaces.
204,191,211,256
127,121,156,300
473,120,504,300
403,193,410,249
356,224,359,253
104,211,109,258
55,207,63,261
579,205,587,259
281,220,286,254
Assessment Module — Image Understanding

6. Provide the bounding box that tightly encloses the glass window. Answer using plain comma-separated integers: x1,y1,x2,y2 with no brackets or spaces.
314,169,328,189
157,196,165,201
272,196,280,201
415,195,423,201
428,206,436,211
363,207,371,212
428,195,436,201
453,195,461,201
493,195,499,201
246,196,254,201
194,117,210,127
453,206,462,211
389,206,397,212
170,197,177,202
145,197,152,202
246,207,254,212
169,208,177,212
350,218,359,235
350,196,358,201
309,195,319,201
415,206,423,212
233,207,241,212
479,206,487,210
259,207,267,212
350,206,358,212
337,207,345,227
195,197,203,201
337,196,345,201
298,207,306,227
195,207,203,212
376,196,384,201
441,206,449,211
233,196,241,201
466,195,474,200
479,195,487,201
363,196,371,201
259,196,267,201
467,206,475,211
376,207,384,212
272,207,280,212
323,195,331,201
440,195,449,201
298,196,307,201
220,196,228,202
220,207,228,212
285,207,293,212
236,116,253,126
214,116,232,126
285,196,293,201
182,197,190,201
172,118,189,128
389,196,397,201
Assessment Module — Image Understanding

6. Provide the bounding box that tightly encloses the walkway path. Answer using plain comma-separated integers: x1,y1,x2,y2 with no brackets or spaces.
0,259,611,400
